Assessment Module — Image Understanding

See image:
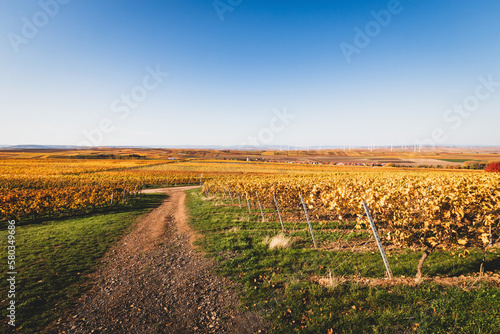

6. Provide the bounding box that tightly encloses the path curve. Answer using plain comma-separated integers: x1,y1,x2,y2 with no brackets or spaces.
60,186,266,333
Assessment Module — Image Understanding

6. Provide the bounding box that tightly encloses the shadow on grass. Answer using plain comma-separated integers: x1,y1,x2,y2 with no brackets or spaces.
484,256,500,272
422,249,500,277
1,193,167,228
187,190,500,333
0,193,167,333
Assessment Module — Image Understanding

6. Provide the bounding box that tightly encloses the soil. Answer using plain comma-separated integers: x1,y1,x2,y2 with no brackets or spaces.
57,186,267,334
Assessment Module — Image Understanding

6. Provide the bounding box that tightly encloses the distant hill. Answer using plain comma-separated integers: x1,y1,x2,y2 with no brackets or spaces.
0,145,82,150
1,144,499,151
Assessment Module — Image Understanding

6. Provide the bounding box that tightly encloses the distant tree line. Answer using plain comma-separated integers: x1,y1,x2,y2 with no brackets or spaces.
387,161,500,170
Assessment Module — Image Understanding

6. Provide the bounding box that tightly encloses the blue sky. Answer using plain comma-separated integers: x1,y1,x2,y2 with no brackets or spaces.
1,0,499,147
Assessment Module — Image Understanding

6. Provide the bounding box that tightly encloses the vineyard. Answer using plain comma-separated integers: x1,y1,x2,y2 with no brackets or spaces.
1,158,326,221
201,170,500,277
186,165,500,331
0,158,392,221
2,158,499,272
2,155,500,333
0,159,211,221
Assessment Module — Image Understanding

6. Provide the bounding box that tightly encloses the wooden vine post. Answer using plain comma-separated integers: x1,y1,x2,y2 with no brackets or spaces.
490,224,493,247
362,201,393,279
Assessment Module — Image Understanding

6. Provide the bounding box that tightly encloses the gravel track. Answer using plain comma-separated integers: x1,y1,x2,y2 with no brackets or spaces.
59,186,266,334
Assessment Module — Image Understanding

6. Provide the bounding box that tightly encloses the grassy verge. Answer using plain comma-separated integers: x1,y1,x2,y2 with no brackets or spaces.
187,190,500,333
0,193,166,333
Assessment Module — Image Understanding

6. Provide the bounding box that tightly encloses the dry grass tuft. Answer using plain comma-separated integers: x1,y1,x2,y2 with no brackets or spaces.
261,235,272,246
327,271,341,289
268,233,292,250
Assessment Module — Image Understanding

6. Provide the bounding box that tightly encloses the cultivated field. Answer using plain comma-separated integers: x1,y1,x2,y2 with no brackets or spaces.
2,146,500,165
1,149,499,333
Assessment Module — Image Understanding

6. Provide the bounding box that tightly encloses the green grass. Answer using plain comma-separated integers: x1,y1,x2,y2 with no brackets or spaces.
0,193,165,333
187,190,500,333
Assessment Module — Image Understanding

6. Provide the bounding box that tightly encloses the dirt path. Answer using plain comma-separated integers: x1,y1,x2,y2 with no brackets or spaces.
60,186,266,333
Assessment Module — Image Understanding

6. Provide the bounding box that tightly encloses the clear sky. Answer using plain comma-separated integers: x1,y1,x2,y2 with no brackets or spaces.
1,0,499,148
